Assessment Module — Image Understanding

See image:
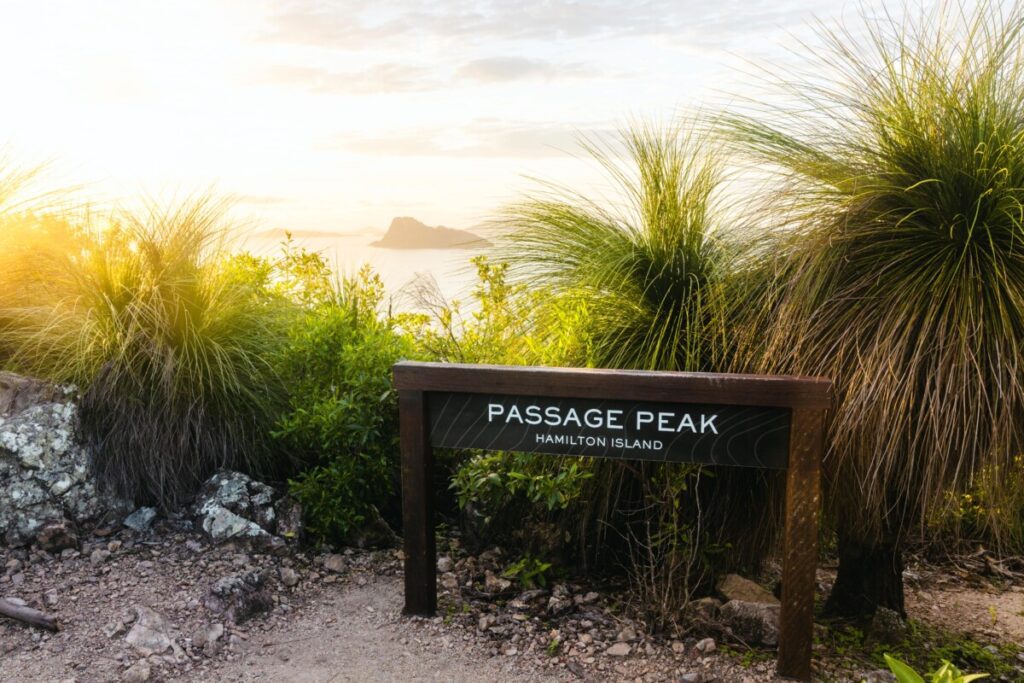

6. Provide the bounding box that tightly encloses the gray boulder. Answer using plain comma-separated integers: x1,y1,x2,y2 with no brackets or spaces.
192,471,300,550
0,372,128,547
720,599,780,646
205,569,274,624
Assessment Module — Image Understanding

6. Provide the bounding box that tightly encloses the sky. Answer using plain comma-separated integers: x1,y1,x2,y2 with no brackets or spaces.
0,0,894,234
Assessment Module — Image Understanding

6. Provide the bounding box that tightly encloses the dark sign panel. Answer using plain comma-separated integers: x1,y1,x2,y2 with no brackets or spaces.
427,392,791,469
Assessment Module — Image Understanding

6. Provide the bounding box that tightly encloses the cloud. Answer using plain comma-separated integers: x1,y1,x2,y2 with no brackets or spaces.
250,62,436,93
249,56,599,93
259,0,837,49
455,57,595,83
325,119,619,159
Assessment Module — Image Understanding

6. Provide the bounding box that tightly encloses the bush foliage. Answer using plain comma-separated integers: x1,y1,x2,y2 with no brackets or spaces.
274,266,415,543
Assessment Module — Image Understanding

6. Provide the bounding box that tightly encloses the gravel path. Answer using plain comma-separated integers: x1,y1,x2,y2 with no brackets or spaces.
3,527,1023,682
188,576,559,683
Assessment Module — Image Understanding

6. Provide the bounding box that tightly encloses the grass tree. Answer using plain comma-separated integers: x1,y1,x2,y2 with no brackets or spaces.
501,125,781,616
0,198,289,508
722,2,1024,616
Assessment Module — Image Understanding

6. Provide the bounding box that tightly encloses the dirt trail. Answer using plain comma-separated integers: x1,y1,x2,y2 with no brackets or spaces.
186,577,560,683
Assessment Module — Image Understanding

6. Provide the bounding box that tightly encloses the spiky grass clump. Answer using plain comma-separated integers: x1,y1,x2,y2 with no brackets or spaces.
504,124,731,371
722,2,1024,547
501,126,780,606
1,198,288,508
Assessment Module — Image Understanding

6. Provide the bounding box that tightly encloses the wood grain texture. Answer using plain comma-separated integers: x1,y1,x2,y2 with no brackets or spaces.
394,361,832,409
777,407,825,681
399,389,436,616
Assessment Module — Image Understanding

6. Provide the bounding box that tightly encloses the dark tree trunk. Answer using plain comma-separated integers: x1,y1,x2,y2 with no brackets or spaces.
824,534,905,618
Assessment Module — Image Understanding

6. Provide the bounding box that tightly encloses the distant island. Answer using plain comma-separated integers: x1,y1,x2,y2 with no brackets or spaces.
371,217,491,250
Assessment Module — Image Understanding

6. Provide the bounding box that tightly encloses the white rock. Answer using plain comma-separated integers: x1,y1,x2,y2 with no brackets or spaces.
125,606,173,656
606,642,631,657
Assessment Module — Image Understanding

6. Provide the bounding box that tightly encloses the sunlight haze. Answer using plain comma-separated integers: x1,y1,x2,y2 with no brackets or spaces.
2,0,891,233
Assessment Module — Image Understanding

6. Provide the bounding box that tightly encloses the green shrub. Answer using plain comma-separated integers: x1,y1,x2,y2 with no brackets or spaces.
929,454,1024,554
0,198,289,508
275,266,415,543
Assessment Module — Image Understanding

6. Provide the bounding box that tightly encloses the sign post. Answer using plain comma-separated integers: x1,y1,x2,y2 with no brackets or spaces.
394,361,831,681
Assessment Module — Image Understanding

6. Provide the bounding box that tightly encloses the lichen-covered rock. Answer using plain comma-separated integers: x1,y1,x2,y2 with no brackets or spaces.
205,569,274,624
0,372,128,547
123,506,158,532
192,470,299,550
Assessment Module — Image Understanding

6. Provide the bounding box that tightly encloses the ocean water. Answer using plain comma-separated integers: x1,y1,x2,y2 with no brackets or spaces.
239,231,488,310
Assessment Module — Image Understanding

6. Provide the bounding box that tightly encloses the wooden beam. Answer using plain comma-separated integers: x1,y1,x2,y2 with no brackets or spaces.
777,407,825,681
399,389,436,616
394,361,832,409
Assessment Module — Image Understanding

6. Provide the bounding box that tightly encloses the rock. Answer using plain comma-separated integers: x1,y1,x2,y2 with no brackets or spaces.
123,508,157,533
192,622,224,653
440,572,459,590
122,661,151,683
273,496,303,543
206,570,273,624
716,574,779,605
616,626,637,642
719,600,780,646
0,373,128,547
484,570,512,593
104,620,127,638
547,583,573,616
606,642,631,656
125,606,174,656
90,548,111,565
857,670,896,683
683,596,722,621
671,640,686,654
679,674,703,683
35,519,79,552
515,588,548,605
867,607,907,645
437,556,454,573
192,471,291,550
279,567,299,587
695,637,716,654
323,554,346,573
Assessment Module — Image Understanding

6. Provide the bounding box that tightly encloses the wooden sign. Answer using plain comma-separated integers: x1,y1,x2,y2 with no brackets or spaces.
394,361,831,681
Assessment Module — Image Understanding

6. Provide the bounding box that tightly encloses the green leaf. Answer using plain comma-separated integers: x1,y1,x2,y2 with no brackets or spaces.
884,654,926,683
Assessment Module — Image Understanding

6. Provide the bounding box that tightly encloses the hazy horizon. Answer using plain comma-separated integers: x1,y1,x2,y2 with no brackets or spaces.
0,0,917,236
